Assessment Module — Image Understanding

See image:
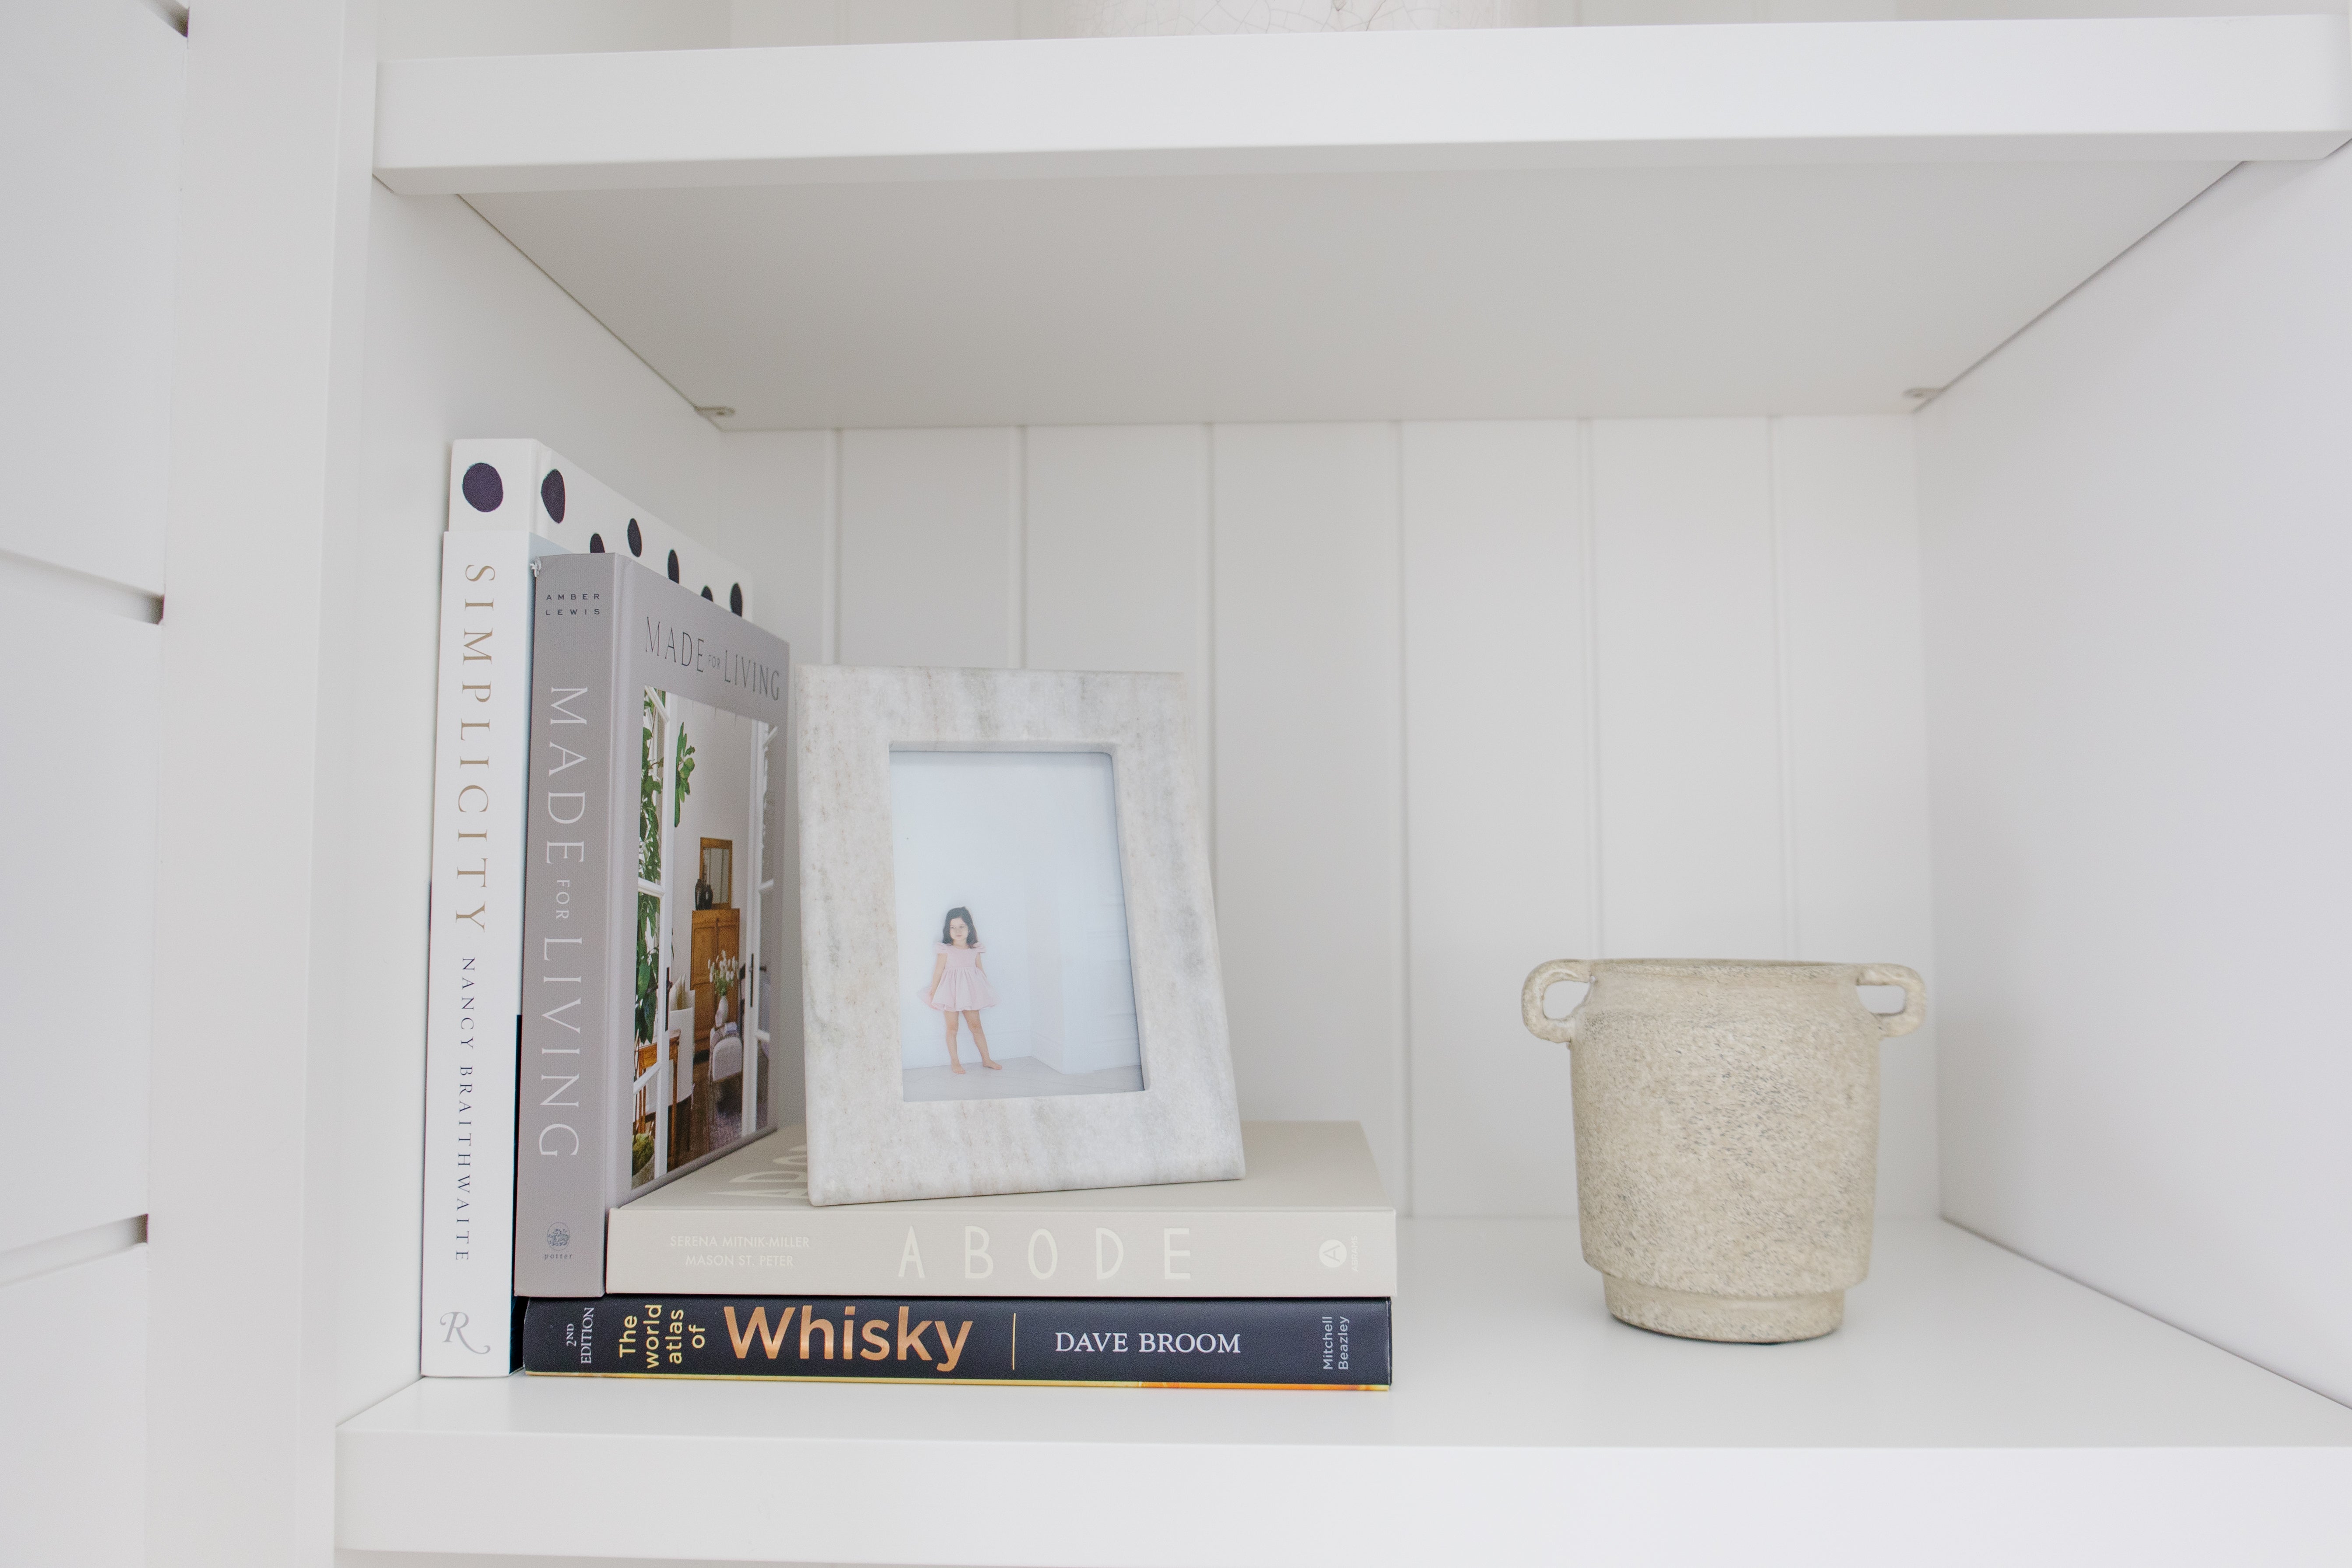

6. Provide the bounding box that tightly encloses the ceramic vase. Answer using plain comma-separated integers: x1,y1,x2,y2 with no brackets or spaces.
1520,958,1925,1343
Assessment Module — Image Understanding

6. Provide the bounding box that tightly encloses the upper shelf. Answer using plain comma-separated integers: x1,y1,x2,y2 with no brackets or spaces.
373,18,2352,426
337,1219,2352,1565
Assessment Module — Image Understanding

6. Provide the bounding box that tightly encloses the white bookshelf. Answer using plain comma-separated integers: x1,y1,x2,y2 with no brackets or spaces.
337,1218,2352,1564
106,10,2352,1565
371,17,2352,427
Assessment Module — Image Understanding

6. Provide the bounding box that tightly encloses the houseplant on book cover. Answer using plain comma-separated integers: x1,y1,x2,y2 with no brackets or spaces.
514,552,789,1299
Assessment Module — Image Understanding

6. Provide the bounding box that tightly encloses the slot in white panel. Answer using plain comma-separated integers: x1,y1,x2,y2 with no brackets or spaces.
1212,423,1406,1198
1590,419,1785,958
0,1246,147,1568
1402,421,1589,1218
0,585,156,1255
0,0,182,595
838,427,1018,669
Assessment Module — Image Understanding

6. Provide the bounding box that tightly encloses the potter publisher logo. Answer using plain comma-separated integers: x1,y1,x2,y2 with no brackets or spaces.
1318,1240,1347,1269
547,1224,571,1250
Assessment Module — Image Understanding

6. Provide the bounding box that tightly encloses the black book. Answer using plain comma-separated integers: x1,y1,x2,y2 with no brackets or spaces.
524,1293,1390,1388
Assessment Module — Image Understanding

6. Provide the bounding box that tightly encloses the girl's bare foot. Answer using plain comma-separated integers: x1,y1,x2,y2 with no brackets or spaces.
982,1056,1003,1070
950,1062,965,1074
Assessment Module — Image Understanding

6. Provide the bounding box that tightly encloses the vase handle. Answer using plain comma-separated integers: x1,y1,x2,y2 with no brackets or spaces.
1522,959,1594,1047
1858,964,1927,1038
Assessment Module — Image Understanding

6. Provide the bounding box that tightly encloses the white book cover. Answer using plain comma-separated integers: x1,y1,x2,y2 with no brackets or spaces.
422,441,754,1374
605,1121,1396,1299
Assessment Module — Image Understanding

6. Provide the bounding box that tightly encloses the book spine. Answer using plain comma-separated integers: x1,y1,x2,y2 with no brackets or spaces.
515,561,624,1296
606,1204,1398,1300
419,533,539,1375
523,1294,1390,1388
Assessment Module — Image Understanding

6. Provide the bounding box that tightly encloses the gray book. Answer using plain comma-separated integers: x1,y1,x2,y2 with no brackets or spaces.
605,1121,1395,1298
517,552,791,1297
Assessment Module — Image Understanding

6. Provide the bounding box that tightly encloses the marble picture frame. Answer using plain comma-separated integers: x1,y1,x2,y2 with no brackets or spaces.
796,666,1245,1206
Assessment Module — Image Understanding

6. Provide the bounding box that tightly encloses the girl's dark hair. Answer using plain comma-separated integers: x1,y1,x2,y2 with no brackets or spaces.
940,906,977,945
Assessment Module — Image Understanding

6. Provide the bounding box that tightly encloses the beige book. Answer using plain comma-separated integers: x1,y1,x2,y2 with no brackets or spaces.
604,1122,1394,1298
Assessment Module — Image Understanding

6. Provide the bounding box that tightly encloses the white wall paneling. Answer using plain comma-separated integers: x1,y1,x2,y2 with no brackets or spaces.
0,586,160,1254
1772,417,1939,1218
0,1,177,1561
837,426,1022,669
1401,421,1589,1218
1591,419,1787,958
0,0,183,595
735,414,1938,1219
0,1246,149,1568
1022,424,1214,796
1919,146,2352,1404
1212,424,1410,1200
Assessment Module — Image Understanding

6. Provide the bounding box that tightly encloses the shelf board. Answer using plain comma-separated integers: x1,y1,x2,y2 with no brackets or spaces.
367,19,2352,428
338,1218,2352,1565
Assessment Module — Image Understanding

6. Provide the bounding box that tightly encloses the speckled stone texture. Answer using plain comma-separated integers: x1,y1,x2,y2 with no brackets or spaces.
1521,959,1925,1343
798,666,1245,1207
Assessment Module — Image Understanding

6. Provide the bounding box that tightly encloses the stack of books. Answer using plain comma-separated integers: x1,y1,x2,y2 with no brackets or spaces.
527,1120,1393,1388
419,442,1395,1391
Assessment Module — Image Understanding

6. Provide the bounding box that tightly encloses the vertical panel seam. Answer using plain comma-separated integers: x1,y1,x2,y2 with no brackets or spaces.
1203,424,1218,879
1393,421,1414,1219
1579,419,1604,957
1768,417,1801,961
1011,427,1028,671
824,428,842,665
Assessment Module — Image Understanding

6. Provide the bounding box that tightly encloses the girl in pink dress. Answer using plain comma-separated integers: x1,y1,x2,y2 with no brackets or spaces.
924,907,1002,1074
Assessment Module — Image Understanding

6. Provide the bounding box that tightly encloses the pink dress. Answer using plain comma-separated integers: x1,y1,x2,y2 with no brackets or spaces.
925,941,1000,1012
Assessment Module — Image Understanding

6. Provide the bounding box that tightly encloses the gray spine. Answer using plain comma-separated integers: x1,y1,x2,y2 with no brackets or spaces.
515,554,627,1297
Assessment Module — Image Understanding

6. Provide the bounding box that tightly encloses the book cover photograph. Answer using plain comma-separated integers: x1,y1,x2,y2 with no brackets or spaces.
517,552,790,1298
524,1293,1390,1389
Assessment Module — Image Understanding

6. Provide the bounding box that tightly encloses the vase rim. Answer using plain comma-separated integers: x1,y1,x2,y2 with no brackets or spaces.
1589,958,1867,978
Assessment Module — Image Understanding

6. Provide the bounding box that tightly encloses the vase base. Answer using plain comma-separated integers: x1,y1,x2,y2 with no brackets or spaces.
1602,1275,1844,1343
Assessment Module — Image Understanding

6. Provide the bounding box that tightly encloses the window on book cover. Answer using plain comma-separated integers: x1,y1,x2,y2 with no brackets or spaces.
635,686,771,1187
891,750,1144,1104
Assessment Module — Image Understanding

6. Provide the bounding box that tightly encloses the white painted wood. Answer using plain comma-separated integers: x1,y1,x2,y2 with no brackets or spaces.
1919,150,2352,1404
336,1219,2352,1565
1770,416,1939,1218
1211,424,1406,1200
0,0,183,596
1022,424,1213,792
1400,421,1588,1218
0,584,158,1255
1589,419,1785,958
0,1247,148,1568
460,161,2239,429
380,18,2352,428
151,4,380,1564
375,18,2352,193
837,426,1020,669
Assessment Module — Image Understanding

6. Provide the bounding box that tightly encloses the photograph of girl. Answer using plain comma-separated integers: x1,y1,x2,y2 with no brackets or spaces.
922,906,1000,1074
891,750,1145,1104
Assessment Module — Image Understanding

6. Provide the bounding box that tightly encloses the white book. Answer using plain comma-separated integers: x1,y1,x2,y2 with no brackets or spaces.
604,1122,1397,1299
421,441,753,1374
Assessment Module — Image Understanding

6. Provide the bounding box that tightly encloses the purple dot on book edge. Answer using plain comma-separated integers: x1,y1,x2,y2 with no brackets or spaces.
728,584,743,615
540,468,566,523
460,463,502,512
626,519,642,557
667,550,679,583
589,534,605,553
701,586,713,601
